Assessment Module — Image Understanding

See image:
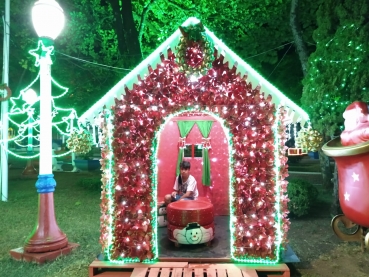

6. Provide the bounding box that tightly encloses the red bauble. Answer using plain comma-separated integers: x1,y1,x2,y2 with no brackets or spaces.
185,43,204,68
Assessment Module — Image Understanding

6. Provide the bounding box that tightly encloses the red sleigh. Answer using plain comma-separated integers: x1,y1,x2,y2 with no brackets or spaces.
322,138,369,250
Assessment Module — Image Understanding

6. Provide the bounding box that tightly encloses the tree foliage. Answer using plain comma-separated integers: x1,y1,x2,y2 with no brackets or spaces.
301,0,369,136
0,0,319,115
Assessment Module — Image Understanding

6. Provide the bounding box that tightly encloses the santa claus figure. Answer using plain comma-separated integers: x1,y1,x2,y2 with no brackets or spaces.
340,101,369,146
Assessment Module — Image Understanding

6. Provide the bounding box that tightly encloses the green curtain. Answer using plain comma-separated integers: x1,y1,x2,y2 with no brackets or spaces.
196,121,213,186
176,121,196,175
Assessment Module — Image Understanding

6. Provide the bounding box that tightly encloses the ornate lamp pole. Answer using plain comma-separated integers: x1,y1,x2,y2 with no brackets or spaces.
10,0,78,263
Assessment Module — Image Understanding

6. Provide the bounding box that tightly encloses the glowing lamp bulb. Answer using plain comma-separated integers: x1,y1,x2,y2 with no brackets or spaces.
32,0,65,40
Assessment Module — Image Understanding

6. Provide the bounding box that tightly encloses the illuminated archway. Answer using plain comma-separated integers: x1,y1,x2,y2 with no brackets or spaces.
98,50,288,264
156,110,231,215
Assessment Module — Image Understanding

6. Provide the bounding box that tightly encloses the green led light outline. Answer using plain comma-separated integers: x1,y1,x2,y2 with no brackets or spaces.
103,110,116,262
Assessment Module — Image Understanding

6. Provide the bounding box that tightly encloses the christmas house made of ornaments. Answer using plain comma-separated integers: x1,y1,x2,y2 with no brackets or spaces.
78,17,310,264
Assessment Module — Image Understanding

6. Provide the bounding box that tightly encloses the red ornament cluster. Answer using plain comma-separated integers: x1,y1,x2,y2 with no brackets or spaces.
185,42,204,68
99,48,289,261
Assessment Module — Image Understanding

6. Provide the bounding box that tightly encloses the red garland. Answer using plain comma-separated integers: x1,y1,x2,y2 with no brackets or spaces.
100,49,289,261
185,42,204,68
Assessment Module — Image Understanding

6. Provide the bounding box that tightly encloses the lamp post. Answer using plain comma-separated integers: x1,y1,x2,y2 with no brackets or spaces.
25,0,67,253
10,0,78,263
22,89,38,176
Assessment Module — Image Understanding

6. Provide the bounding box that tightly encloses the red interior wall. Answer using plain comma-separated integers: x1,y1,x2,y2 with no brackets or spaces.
157,115,229,215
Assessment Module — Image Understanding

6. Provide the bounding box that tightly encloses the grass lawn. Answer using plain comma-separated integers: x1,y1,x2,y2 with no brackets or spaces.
2,164,368,277
0,169,102,277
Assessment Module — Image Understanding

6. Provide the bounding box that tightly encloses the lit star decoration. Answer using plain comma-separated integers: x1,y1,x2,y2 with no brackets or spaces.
352,172,359,182
344,192,350,201
29,39,54,67
98,33,290,264
2,41,80,159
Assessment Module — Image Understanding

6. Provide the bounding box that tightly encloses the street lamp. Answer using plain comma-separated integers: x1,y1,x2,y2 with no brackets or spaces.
10,0,78,263
25,0,67,253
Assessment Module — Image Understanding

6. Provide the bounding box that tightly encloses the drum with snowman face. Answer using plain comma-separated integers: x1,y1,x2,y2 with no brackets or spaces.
166,199,215,245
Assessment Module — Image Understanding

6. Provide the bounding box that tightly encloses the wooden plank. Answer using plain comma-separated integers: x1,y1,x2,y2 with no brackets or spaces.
89,265,97,277
206,268,217,277
148,268,160,277
90,260,188,269
89,267,133,277
151,262,188,268
216,268,227,277
236,263,290,277
188,263,208,268
89,261,289,277
183,268,193,277
226,268,243,277
131,267,148,277
160,268,171,277
237,263,289,271
193,268,203,277
189,263,239,270
96,272,132,277
239,268,258,277
255,264,290,277
172,268,183,277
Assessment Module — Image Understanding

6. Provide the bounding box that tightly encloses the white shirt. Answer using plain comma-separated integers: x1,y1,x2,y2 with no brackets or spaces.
173,174,198,198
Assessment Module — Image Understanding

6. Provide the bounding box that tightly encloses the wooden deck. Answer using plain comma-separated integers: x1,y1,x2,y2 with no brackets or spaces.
89,261,290,277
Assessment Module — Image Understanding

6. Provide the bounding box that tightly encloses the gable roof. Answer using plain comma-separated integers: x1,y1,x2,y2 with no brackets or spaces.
78,17,309,126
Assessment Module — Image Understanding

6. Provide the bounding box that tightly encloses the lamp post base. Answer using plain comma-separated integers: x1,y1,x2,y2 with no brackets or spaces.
24,232,68,253
10,243,79,264
24,175,69,254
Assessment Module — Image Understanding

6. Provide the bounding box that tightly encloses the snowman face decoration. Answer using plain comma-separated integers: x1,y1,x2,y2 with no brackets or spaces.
173,222,213,245
158,206,167,215
185,225,203,244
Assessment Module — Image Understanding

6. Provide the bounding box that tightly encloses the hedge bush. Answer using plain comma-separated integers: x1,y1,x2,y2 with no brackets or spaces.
76,177,102,191
287,178,319,217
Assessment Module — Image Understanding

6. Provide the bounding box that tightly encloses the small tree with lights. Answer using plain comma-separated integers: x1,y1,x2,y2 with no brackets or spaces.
301,0,369,212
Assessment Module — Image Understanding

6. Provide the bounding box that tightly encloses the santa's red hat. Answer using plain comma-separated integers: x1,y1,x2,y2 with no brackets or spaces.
344,101,368,114
343,101,369,123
